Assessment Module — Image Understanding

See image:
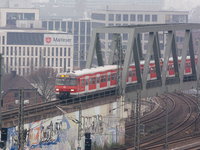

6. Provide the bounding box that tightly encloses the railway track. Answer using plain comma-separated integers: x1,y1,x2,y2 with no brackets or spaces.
124,92,199,150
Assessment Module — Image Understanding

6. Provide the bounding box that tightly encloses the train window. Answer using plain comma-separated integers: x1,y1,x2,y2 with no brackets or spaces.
104,75,106,82
101,76,104,83
115,74,117,80
97,77,100,83
133,70,135,76
93,77,95,84
151,68,153,74
86,79,88,85
90,78,93,85
111,74,114,80
81,79,84,87
56,79,64,85
108,75,110,81
129,71,131,77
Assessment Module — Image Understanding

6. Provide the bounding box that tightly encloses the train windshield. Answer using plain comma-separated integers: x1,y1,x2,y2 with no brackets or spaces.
56,78,77,86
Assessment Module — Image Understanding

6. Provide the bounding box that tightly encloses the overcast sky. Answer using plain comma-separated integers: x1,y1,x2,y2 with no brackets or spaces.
164,0,200,11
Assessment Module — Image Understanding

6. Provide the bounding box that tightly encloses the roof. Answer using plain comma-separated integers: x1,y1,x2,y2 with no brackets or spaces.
2,71,35,98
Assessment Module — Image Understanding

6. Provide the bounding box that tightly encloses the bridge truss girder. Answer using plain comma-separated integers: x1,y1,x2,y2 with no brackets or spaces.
85,24,200,99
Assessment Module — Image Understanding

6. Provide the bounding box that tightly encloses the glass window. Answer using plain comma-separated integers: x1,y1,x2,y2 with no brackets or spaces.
137,14,143,22
123,14,128,21
68,48,70,56
68,22,72,33
56,48,58,56
42,21,47,29
14,93,19,99
55,21,60,30
60,48,62,56
35,47,37,56
6,47,9,55
97,77,99,83
90,78,92,85
49,21,53,30
74,22,79,35
130,14,136,21
2,47,4,55
101,76,104,83
86,36,90,43
116,14,121,21
109,14,114,21
152,15,157,22
145,14,150,22
87,22,91,35
80,36,85,43
35,58,37,66
52,58,54,67
56,58,58,67
74,36,78,43
23,47,25,56
81,79,84,87
129,71,131,77
60,58,62,67
68,58,70,67
26,92,30,99
64,48,66,56
80,22,85,35
61,21,66,32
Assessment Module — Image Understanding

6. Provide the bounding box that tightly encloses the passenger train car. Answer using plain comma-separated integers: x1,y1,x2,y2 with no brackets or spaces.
55,56,198,100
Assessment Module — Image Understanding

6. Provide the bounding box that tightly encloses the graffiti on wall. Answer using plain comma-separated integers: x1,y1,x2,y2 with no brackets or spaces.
6,103,125,150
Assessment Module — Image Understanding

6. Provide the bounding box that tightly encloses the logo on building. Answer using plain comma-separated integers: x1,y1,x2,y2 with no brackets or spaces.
46,37,51,43
44,34,73,46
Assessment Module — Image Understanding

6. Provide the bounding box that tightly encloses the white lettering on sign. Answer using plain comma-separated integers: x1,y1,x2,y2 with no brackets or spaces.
44,34,73,46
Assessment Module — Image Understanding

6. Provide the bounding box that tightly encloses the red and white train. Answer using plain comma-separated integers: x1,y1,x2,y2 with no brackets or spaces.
55,56,198,100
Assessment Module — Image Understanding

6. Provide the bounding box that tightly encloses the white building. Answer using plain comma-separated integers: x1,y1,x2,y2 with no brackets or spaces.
0,28,73,76
0,8,39,27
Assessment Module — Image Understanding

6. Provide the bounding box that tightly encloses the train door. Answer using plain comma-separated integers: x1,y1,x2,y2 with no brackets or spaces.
107,72,110,88
85,76,89,93
77,78,80,92
96,74,100,90
129,68,132,83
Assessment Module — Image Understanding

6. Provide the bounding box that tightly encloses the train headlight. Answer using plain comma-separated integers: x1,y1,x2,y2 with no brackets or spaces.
56,88,59,91
71,89,74,91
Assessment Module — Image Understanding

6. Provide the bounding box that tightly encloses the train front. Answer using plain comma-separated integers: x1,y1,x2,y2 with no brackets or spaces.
55,73,78,100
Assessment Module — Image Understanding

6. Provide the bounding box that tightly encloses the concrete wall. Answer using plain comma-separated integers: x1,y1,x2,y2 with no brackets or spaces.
5,96,125,150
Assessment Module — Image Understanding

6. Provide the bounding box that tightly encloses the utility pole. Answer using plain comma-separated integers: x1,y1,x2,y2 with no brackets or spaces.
0,54,2,125
34,88,38,104
116,34,123,96
78,102,82,150
195,78,200,131
134,90,141,150
164,86,169,149
18,88,24,150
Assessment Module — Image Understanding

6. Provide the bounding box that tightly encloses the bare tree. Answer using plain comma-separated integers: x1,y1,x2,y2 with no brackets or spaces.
27,67,57,102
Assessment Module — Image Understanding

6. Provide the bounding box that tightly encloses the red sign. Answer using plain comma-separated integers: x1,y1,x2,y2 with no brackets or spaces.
46,37,51,43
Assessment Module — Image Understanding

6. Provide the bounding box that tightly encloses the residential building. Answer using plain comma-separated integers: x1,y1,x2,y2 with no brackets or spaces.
2,71,43,111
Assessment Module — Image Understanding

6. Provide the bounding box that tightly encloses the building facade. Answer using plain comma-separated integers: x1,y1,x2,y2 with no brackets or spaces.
0,29,73,76
90,9,189,59
30,19,91,69
0,8,39,27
